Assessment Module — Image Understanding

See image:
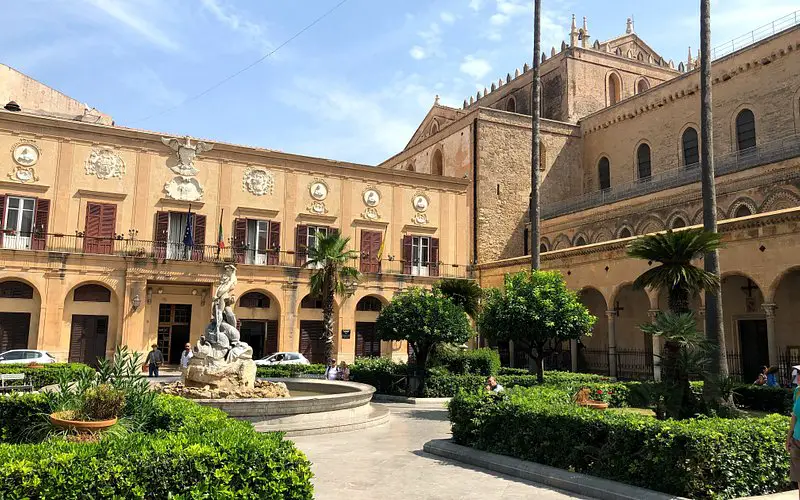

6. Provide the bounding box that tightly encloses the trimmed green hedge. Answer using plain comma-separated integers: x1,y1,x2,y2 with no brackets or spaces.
449,387,791,499
0,363,94,389
732,385,794,414
256,363,326,378
0,393,313,498
431,348,501,376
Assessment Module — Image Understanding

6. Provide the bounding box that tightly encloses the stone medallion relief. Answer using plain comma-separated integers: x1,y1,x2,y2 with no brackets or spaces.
85,148,125,179
8,141,40,183
361,186,382,220
307,178,330,214
411,192,430,225
242,167,275,196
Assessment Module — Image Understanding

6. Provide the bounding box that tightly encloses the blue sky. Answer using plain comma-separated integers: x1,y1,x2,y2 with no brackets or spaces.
2,0,797,165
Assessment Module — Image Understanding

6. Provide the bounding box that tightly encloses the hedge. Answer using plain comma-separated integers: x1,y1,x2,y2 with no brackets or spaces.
431,348,501,376
256,363,326,378
732,385,794,414
0,393,314,499
449,387,791,499
0,363,94,389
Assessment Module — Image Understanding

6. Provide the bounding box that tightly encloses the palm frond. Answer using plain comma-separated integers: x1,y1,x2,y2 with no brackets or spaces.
305,232,361,300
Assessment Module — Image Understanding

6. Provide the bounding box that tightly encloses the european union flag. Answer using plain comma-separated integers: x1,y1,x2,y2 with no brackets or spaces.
183,206,194,248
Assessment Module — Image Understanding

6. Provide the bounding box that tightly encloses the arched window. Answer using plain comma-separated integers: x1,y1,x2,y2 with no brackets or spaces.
574,236,587,247
405,162,415,172
356,296,383,312
671,217,686,229
637,78,650,94
608,73,621,105
431,149,444,176
618,228,632,239
636,143,651,180
430,121,439,135
506,97,516,113
73,284,111,302
0,280,33,299
736,109,756,151
682,127,699,166
539,243,547,254
240,292,270,308
734,205,753,218
300,295,323,309
598,157,611,190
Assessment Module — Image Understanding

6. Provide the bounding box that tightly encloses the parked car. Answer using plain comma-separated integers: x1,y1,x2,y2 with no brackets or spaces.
0,349,56,364
255,352,310,366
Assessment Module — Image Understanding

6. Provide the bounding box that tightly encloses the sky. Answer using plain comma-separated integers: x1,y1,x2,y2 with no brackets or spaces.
2,0,798,165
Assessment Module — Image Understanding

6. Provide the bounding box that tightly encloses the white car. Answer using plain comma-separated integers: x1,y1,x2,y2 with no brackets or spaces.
255,352,310,366
0,349,56,364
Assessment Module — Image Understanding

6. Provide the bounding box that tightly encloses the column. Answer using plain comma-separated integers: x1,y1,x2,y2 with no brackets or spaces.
570,339,578,372
648,309,662,382
509,341,516,368
763,303,778,367
606,311,617,378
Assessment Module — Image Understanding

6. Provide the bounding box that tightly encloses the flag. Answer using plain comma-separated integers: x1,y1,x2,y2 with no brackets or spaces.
217,209,225,249
376,230,386,261
182,205,194,248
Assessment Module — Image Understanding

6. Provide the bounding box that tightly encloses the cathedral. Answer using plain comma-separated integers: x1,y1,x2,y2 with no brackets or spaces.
0,13,798,382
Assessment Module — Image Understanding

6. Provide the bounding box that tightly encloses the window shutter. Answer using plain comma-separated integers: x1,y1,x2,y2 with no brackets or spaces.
154,211,169,259
69,317,86,363
192,214,207,261
268,221,281,265
295,225,308,267
31,199,50,250
402,235,412,274
84,203,102,253
265,320,279,354
430,237,440,277
233,218,247,264
0,195,5,247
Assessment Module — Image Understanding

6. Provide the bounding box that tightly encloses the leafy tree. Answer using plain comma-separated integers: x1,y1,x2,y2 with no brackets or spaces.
478,270,595,382
434,278,482,317
375,287,473,395
627,229,722,313
306,233,360,362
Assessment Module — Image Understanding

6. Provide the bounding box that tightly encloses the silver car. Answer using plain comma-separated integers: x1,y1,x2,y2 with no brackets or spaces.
0,349,56,364
255,352,310,366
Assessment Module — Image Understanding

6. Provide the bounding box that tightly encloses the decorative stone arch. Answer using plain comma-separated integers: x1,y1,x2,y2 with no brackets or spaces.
691,207,726,224
505,96,517,113
608,281,638,308
577,286,610,350
766,265,800,303
595,152,612,191
552,234,571,250
63,280,119,366
666,210,691,229
633,139,653,180
405,160,415,172
730,103,758,153
759,188,800,213
635,215,665,235
728,197,758,219
237,288,282,319
616,225,634,239
431,147,444,176
678,122,701,167
0,277,43,351
592,228,613,244
572,232,589,247
793,86,800,136
538,236,551,252
429,119,439,135
635,77,649,94
606,71,623,105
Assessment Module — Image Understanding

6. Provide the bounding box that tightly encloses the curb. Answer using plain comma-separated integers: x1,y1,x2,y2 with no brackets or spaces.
423,439,686,500
371,394,451,405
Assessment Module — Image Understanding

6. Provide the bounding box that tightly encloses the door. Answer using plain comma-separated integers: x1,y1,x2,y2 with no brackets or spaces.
2,196,36,250
411,236,429,276
299,320,326,364
360,230,382,273
0,312,31,352
157,304,192,364
356,322,380,358
169,325,190,364
240,320,266,359
68,315,108,368
83,203,117,254
739,319,768,381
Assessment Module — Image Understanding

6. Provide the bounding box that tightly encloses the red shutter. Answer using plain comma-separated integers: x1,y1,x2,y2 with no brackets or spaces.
233,218,247,264
402,235,412,274
154,211,169,259
268,221,281,265
295,225,308,267
192,214,207,261
360,231,381,273
430,237,440,277
83,203,103,253
31,199,50,250
0,195,5,247
99,204,117,254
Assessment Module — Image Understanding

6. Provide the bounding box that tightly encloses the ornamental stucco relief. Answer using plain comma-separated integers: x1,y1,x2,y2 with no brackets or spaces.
85,148,125,179
242,167,274,196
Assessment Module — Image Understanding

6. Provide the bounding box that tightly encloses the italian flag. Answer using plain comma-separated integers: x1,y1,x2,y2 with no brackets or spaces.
217,209,225,249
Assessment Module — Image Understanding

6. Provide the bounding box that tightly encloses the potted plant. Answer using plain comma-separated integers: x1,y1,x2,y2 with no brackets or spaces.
573,387,609,410
50,383,125,432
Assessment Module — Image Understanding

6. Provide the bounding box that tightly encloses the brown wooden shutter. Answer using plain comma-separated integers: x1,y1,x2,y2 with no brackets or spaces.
31,199,50,250
265,320,279,355
99,204,117,254
233,218,247,264
154,211,169,259
402,235,413,274
84,203,102,254
0,195,5,247
68,317,85,363
268,221,281,265
360,231,381,273
0,312,30,351
295,225,308,266
192,214,207,261
430,237,440,277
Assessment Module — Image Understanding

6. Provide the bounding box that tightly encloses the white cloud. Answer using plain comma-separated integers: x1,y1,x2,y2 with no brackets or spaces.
490,13,509,26
460,55,492,79
409,46,426,60
199,0,271,51
409,22,444,60
84,0,179,51
469,0,484,12
440,11,456,24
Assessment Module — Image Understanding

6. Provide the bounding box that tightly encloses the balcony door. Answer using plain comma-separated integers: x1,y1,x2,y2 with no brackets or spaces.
84,203,117,254
402,235,440,277
360,230,382,273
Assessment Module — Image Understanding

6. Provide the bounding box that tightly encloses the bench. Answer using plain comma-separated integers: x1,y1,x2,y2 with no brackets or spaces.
0,373,33,393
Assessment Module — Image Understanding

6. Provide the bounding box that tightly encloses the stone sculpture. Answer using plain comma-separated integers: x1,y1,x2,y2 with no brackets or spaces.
161,136,213,177
184,264,256,389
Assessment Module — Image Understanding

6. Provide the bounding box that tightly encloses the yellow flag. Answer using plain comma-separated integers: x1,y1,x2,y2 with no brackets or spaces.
376,231,386,260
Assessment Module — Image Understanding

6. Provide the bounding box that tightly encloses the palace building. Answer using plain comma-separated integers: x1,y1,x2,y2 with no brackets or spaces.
1,12,799,380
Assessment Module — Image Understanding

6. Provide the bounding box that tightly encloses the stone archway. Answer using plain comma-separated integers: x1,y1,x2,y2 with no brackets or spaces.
769,268,800,378
577,287,609,374
0,279,41,353
354,295,388,358
237,289,281,359
610,284,653,379
64,282,118,367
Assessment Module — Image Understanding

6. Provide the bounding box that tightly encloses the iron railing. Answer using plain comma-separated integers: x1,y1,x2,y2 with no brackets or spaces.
578,347,610,375
0,232,472,279
711,10,800,61
615,349,654,381
543,134,800,219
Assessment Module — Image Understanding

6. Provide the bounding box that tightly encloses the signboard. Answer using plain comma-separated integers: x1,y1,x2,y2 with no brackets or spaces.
341,329,351,340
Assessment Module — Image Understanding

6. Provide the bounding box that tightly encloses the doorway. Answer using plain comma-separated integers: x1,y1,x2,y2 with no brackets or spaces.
739,319,768,381
299,320,325,364
69,315,108,368
0,312,31,351
158,304,192,364
240,319,279,359
355,322,380,358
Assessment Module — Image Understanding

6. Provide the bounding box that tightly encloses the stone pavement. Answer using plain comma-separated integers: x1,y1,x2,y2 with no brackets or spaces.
290,403,592,500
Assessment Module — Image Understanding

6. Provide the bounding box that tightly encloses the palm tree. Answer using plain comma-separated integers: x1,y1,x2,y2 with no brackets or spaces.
627,229,722,313
306,233,360,363
434,278,482,318
530,0,542,270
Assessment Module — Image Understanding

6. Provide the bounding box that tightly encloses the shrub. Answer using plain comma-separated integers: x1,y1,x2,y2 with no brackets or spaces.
498,367,530,375
732,385,793,414
350,357,407,395
256,363,326,378
0,394,314,499
79,384,125,420
449,387,791,499
431,347,501,376
0,363,94,388
0,392,51,443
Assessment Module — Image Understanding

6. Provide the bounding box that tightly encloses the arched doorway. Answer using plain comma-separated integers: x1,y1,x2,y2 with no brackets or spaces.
577,287,608,374
772,268,800,379
0,280,39,353
612,284,653,379
355,295,385,358
237,291,280,359
721,274,765,381
298,294,332,364
66,283,115,368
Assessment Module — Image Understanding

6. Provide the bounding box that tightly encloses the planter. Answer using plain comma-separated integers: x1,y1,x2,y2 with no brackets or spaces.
49,411,118,432
578,400,609,410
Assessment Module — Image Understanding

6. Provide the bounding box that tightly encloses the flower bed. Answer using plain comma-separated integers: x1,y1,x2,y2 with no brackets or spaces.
0,393,313,499
449,387,791,499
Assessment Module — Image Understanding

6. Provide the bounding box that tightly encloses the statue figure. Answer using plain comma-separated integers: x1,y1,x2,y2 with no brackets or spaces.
161,136,214,177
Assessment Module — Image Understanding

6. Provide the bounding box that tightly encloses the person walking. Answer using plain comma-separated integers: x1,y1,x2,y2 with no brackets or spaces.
146,344,164,377
180,343,193,371
324,359,339,381
791,365,800,389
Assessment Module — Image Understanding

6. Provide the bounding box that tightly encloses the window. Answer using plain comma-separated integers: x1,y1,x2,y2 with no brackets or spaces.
356,296,383,312
682,127,699,166
431,149,444,176
402,235,439,277
637,144,651,180
301,295,323,309
574,236,587,247
0,281,34,299
73,284,111,302
157,211,206,261
598,157,611,190
637,78,649,94
671,217,686,229
619,228,632,239
608,73,621,105
430,121,439,135
734,205,753,218
247,220,271,265
173,305,191,323
240,292,270,309
506,97,516,113
736,109,756,151
539,243,547,254
3,196,35,250
83,202,117,254
295,225,333,267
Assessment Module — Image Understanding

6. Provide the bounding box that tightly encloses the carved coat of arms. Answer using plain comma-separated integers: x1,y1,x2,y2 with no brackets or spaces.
242,167,274,196
161,136,213,177
86,148,125,179
164,177,204,202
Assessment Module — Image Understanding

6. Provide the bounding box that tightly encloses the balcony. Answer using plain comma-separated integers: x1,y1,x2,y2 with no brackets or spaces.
542,134,800,220
0,232,472,279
